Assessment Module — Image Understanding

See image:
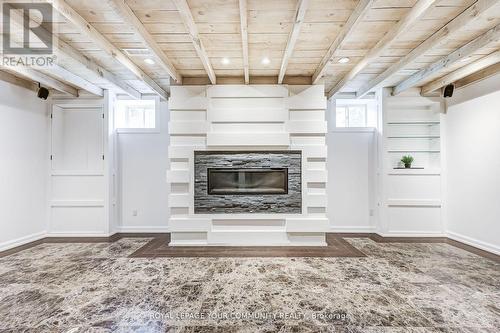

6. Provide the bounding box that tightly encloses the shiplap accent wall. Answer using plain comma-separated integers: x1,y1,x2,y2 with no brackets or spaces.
167,85,328,246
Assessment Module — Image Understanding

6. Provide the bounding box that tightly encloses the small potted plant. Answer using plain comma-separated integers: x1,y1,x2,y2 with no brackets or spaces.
401,155,414,169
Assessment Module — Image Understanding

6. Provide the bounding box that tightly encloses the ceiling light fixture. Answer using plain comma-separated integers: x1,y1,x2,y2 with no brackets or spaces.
338,57,350,64
144,58,155,65
221,57,230,65
261,57,270,65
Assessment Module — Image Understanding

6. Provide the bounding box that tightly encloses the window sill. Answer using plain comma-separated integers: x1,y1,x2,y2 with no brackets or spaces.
331,127,376,133
116,128,160,134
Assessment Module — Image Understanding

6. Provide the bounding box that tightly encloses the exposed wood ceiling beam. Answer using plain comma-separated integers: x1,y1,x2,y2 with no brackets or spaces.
2,66,78,96
327,0,438,98
0,70,38,92
6,2,141,99
44,65,104,96
356,0,500,98
421,50,500,94
49,0,168,99
106,0,181,84
393,24,500,95
312,0,374,84
278,0,309,84
455,62,500,89
172,0,216,84
238,0,249,84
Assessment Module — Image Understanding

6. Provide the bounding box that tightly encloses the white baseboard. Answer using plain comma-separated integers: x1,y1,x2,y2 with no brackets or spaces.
0,231,46,252
45,232,114,237
447,231,500,256
377,232,446,237
329,226,376,233
116,226,170,233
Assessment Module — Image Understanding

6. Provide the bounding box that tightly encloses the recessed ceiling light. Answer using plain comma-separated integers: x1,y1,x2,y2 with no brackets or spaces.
261,57,271,65
338,57,350,64
221,57,230,65
144,58,155,65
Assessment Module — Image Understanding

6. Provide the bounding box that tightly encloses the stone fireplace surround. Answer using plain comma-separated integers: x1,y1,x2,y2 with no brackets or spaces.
194,151,302,214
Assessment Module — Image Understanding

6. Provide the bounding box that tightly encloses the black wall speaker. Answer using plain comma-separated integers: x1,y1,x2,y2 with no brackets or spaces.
443,84,454,98
37,86,49,100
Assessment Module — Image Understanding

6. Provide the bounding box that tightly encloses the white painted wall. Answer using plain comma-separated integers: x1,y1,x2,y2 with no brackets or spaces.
0,81,48,250
117,100,170,232
445,74,500,254
328,131,376,231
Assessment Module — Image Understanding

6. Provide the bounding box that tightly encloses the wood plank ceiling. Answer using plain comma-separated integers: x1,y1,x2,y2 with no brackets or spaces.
1,0,500,98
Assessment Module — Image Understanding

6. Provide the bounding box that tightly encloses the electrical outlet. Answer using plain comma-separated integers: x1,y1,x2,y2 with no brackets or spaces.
132,210,138,217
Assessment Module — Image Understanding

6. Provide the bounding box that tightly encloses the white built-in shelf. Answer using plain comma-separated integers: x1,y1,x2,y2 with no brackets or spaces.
387,121,440,125
387,150,440,153
388,168,441,175
387,135,440,139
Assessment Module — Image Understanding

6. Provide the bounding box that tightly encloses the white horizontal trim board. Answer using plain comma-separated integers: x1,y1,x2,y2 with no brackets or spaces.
169,218,210,232
447,231,500,256
206,132,290,146
168,146,200,159
329,226,376,232
286,218,329,232
288,85,327,110
304,170,328,183
51,170,104,176
306,194,327,207
116,226,170,233
44,232,113,237
166,170,190,183
295,145,328,158
209,108,287,122
168,121,208,135
169,86,207,110
0,231,46,252
386,199,441,207
210,97,285,110
288,121,327,134
207,85,288,98
50,200,105,207
169,194,190,207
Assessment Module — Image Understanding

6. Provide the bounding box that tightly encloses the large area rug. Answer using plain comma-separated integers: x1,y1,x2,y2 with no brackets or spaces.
0,235,498,332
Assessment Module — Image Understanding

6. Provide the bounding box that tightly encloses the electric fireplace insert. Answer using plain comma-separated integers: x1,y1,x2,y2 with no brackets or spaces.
207,168,288,195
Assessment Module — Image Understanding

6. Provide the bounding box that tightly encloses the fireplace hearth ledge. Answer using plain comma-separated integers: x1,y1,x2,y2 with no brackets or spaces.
169,232,327,247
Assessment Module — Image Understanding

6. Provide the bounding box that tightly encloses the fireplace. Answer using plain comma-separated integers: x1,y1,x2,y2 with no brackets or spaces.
208,168,288,195
194,151,301,214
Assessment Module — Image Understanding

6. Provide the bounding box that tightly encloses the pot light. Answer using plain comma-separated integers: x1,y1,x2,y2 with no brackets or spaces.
338,57,350,64
144,58,155,65
221,57,230,65
261,57,271,65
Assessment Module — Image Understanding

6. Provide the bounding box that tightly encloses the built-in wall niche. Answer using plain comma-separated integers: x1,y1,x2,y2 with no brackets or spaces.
385,103,441,170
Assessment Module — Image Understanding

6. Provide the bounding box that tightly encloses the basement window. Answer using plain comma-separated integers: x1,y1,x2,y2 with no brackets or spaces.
334,99,377,129
336,104,367,127
115,97,159,133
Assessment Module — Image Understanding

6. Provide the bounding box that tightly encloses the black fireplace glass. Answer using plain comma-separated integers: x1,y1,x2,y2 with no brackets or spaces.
207,168,288,195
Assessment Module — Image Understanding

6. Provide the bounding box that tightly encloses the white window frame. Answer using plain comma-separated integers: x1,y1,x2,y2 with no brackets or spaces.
336,104,368,128
115,95,160,134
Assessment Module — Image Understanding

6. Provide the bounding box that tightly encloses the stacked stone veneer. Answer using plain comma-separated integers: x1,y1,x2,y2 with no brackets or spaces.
194,151,302,214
